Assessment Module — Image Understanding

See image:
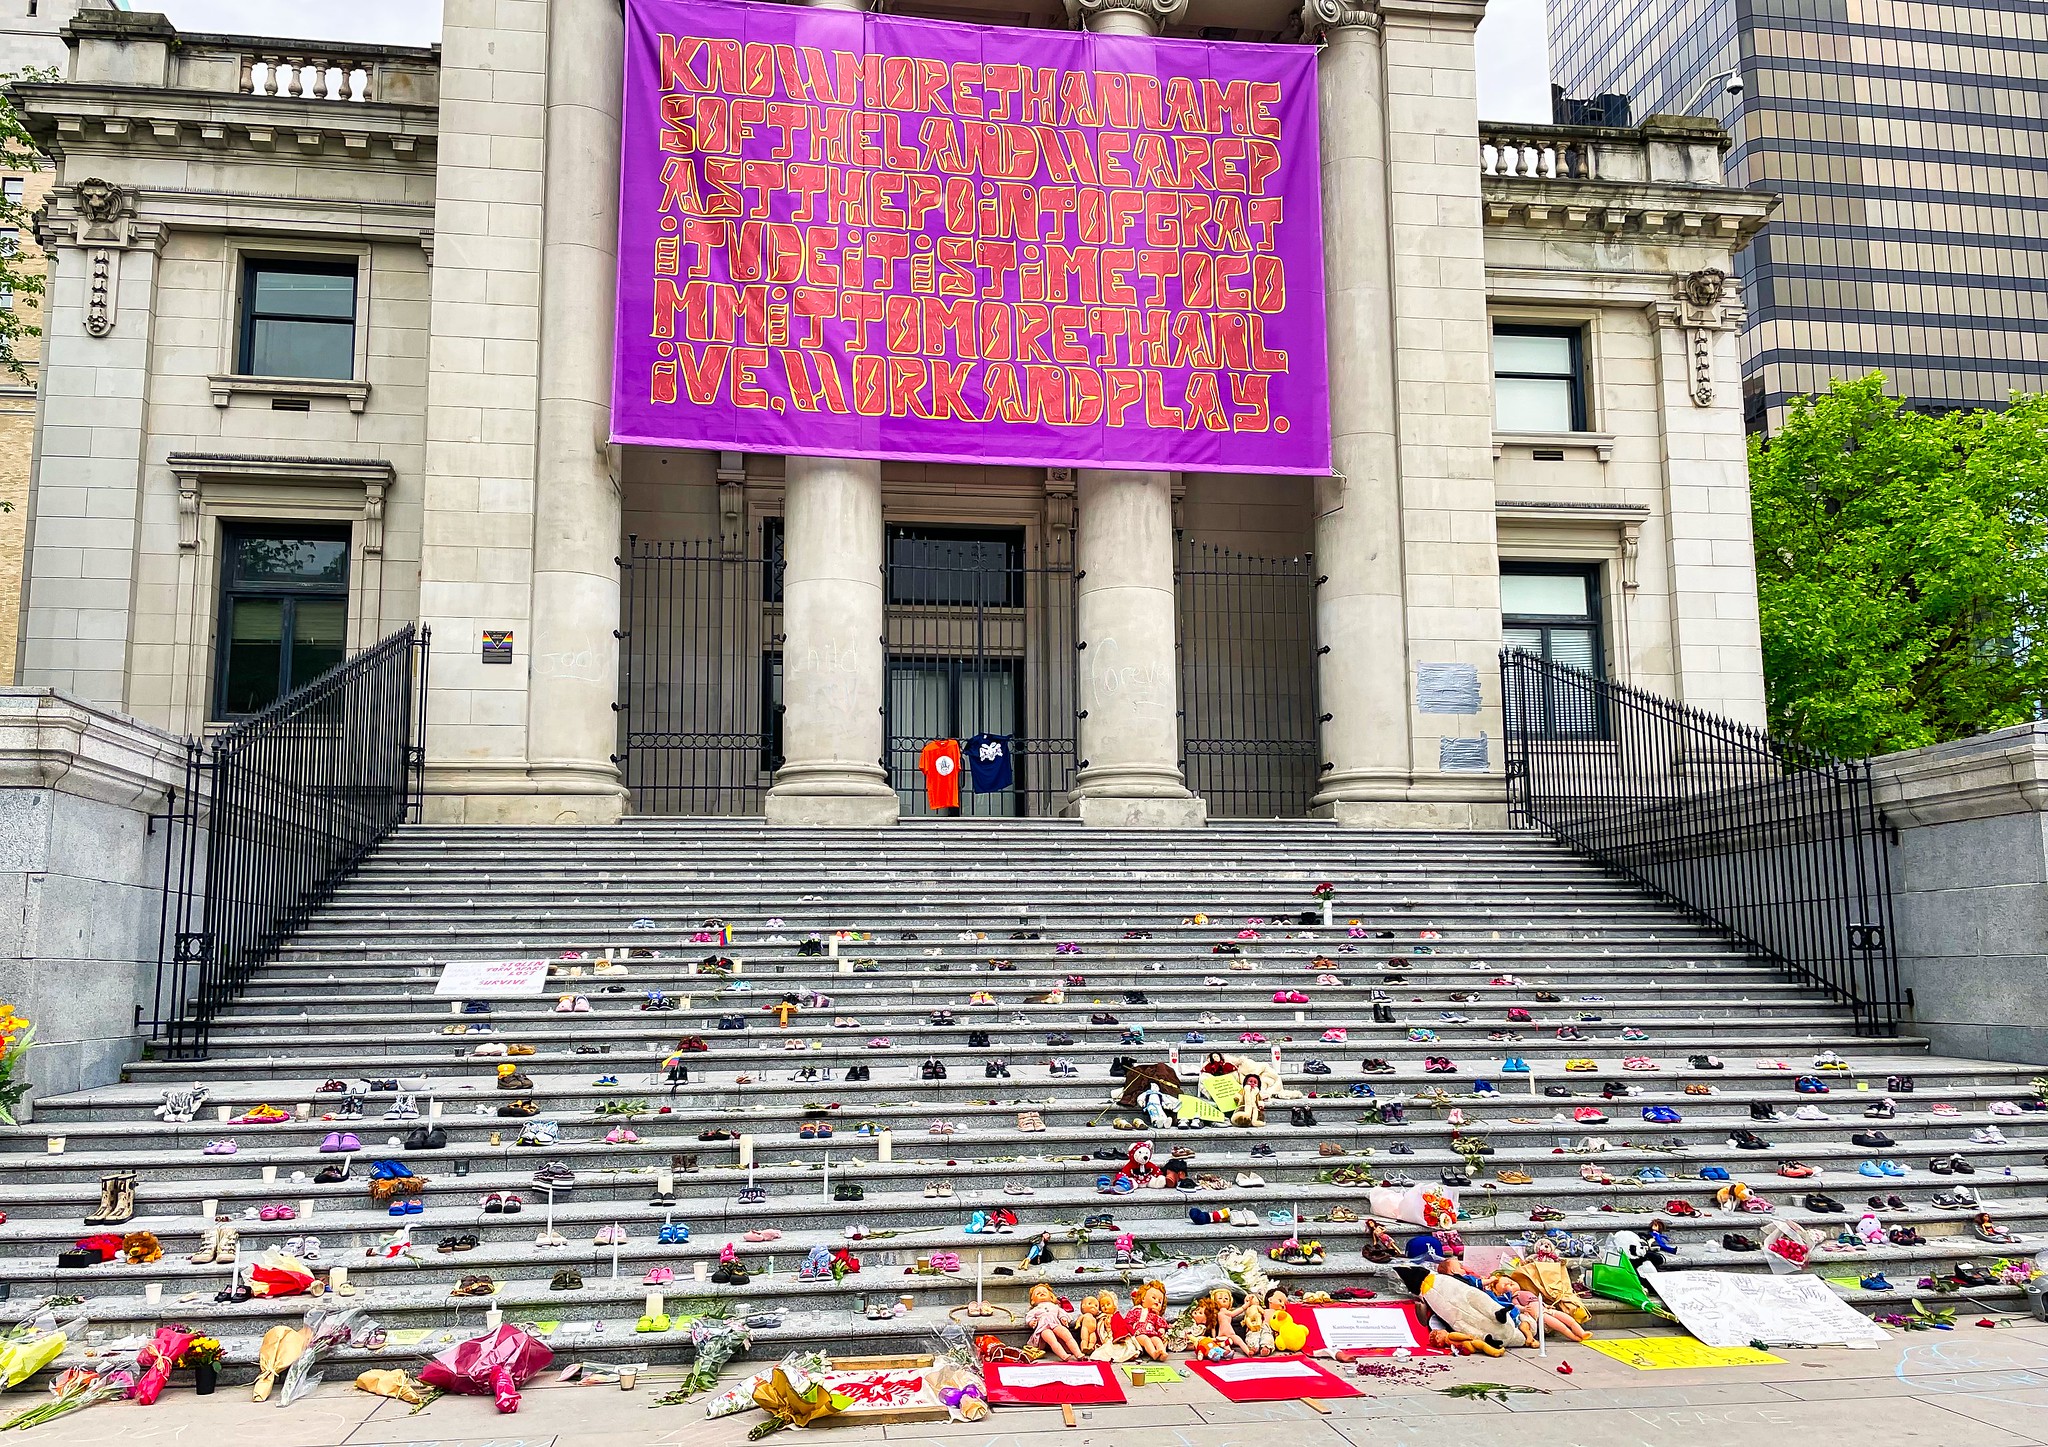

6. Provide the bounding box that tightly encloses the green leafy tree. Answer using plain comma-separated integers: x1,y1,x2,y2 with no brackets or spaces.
1751,373,2048,757
0,68,55,516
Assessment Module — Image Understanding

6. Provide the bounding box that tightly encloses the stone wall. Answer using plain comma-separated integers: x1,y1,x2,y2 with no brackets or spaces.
1873,723,2048,1065
0,165,54,688
0,686,189,1107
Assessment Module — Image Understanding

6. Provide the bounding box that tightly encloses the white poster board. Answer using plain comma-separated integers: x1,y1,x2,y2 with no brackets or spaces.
434,958,551,997
1209,1360,1320,1382
1645,1267,1888,1348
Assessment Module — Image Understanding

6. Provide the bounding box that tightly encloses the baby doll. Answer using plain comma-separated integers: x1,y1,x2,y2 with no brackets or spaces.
1191,1287,1247,1355
1026,1283,1082,1360
1125,1281,1171,1362
1265,1289,1308,1353
1487,1275,1588,1343
1075,1293,1104,1354
1239,1294,1275,1355
1091,1290,1138,1363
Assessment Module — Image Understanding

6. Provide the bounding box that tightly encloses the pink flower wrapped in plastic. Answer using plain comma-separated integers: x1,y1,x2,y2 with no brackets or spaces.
418,1325,553,1414
131,1324,196,1406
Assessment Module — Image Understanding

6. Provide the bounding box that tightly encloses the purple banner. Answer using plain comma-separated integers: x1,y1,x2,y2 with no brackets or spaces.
611,0,1329,474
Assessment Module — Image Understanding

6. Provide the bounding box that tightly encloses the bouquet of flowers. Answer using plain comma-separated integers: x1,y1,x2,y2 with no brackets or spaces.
1,1367,133,1431
280,1304,369,1406
177,1337,225,1369
0,1319,81,1391
0,1006,35,1127
132,1324,196,1405
1312,883,1335,901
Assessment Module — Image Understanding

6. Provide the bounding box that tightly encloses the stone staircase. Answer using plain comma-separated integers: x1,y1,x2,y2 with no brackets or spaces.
5,819,2041,1368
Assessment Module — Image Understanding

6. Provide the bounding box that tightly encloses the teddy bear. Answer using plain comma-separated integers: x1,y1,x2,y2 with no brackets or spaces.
1120,1140,1167,1189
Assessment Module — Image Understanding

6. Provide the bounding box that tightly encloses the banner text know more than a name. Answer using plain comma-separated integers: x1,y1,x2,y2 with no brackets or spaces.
611,0,1330,473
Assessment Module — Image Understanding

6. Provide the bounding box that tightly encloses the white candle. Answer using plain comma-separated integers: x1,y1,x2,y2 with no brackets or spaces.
329,1265,349,1291
486,1305,503,1331
1322,901,1333,927
657,1168,674,1198
878,1130,892,1163
300,1198,314,1221
738,1134,754,1168
429,1099,443,1121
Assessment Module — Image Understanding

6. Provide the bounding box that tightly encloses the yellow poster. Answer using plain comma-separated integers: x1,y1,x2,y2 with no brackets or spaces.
1583,1336,1784,1370
1201,1074,1244,1111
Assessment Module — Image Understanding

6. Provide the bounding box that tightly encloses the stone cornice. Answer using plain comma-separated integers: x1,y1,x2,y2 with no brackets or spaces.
1482,181,1773,247
1871,724,2048,828
0,689,191,811
1063,0,1189,30
11,83,435,167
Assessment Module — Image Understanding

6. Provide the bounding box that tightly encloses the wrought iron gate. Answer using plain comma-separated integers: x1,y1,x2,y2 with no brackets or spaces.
616,536,781,815
884,528,1077,817
1176,540,1320,817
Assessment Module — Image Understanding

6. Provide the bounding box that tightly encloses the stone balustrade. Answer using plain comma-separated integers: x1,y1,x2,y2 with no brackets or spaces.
61,11,439,108
1480,117,1731,189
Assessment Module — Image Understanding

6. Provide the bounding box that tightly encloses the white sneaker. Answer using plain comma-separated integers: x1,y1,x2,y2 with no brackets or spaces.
1794,1105,1830,1121
1970,1125,2008,1144
1235,1171,1266,1188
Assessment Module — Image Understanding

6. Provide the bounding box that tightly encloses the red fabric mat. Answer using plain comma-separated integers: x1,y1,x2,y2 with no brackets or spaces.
983,1359,1128,1406
1184,1354,1362,1402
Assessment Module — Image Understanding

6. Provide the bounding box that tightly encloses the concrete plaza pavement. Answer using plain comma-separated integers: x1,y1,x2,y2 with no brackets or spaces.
14,1315,2048,1447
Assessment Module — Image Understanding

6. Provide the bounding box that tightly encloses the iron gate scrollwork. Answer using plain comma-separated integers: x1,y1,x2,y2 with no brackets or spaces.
1175,540,1320,818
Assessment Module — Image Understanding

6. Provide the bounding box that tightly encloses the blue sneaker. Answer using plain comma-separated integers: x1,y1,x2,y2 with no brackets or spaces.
1701,1166,1730,1181
1502,1057,1531,1073
1859,1273,1892,1290
1879,1160,1907,1177
1858,1160,1884,1177
1472,1080,1496,1095
1185,1031,1205,1044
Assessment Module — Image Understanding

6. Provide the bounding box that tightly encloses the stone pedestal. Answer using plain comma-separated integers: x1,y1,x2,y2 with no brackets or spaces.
0,689,189,1105
764,454,898,827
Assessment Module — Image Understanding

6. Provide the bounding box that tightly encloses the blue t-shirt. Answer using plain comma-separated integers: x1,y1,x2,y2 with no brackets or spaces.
966,733,1013,792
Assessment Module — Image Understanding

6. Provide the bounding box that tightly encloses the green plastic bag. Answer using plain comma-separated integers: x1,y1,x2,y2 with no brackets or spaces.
1585,1257,1673,1320
0,1330,68,1390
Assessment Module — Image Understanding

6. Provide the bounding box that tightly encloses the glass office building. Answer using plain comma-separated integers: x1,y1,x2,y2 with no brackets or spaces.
1549,0,2048,430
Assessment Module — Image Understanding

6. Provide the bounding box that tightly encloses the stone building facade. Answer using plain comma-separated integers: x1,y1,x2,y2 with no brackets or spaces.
7,1,1772,828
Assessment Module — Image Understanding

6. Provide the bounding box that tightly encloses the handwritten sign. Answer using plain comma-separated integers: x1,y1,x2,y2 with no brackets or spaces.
612,0,1329,473
434,958,552,998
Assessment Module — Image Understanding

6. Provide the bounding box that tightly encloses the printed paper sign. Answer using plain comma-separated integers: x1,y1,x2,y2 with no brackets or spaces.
1644,1268,1889,1349
434,958,551,998
999,1364,1113,1388
612,0,1330,473
1296,1303,1431,1352
1208,1359,1319,1381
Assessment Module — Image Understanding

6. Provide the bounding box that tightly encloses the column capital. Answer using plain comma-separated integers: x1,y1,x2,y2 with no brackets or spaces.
1064,0,1188,34
1301,0,1382,41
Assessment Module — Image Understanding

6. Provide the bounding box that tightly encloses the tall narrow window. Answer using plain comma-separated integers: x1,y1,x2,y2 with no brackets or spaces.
238,258,357,379
1493,325,1588,432
215,527,351,718
1502,564,1606,738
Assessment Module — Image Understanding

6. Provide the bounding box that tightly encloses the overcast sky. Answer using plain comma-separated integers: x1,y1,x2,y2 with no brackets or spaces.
146,0,1555,120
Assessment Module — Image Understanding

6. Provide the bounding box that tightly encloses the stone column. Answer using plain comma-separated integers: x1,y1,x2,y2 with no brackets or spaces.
1064,0,1205,828
1653,268,1768,725
764,0,899,827
526,0,628,821
1302,0,1411,821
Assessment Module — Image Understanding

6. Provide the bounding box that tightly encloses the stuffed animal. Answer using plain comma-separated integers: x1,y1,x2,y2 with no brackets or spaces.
1138,1082,1174,1131
1428,1327,1503,1357
1392,1264,1516,1354
1121,1140,1167,1190
1025,1283,1081,1360
1232,1073,1267,1128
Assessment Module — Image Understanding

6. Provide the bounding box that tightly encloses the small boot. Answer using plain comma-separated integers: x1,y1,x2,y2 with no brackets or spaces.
214,1225,238,1263
188,1225,221,1265
84,1171,136,1226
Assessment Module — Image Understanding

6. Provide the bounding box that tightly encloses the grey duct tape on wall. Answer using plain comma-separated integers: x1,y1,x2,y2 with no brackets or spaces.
1417,663,1481,715
1439,736,1490,773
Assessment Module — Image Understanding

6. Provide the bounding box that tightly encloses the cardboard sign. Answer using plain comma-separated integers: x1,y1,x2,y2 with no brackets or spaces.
434,958,551,998
1290,1302,1435,1354
1186,1355,1360,1403
1583,1336,1785,1370
984,1360,1126,1406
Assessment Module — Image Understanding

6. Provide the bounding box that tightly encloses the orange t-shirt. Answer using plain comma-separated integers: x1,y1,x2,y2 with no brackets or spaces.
919,738,963,808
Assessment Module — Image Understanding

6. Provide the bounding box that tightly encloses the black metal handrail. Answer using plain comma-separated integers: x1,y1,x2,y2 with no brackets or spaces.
153,625,429,1058
1501,649,1901,1034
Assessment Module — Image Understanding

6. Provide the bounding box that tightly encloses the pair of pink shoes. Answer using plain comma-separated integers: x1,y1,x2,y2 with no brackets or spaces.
643,1266,675,1285
604,1126,640,1144
257,1203,297,1221
1272,989,1309,1004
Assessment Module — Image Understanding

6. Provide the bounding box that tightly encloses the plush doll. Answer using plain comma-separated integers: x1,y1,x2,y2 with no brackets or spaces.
1138,1082,1174,1132
1122,1140,1167,1189
1026,1284,1082,1360
1232,1073,1266,1129
1392,1264,1516,1354
1238,1294,1275,1355
1125,1281,1171,1361
1191,1288,1247,1355
1487,1276,1588,1343
1428,1327,1504,1357
1502,1249,1591,1326
1264,1289,1309,1353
